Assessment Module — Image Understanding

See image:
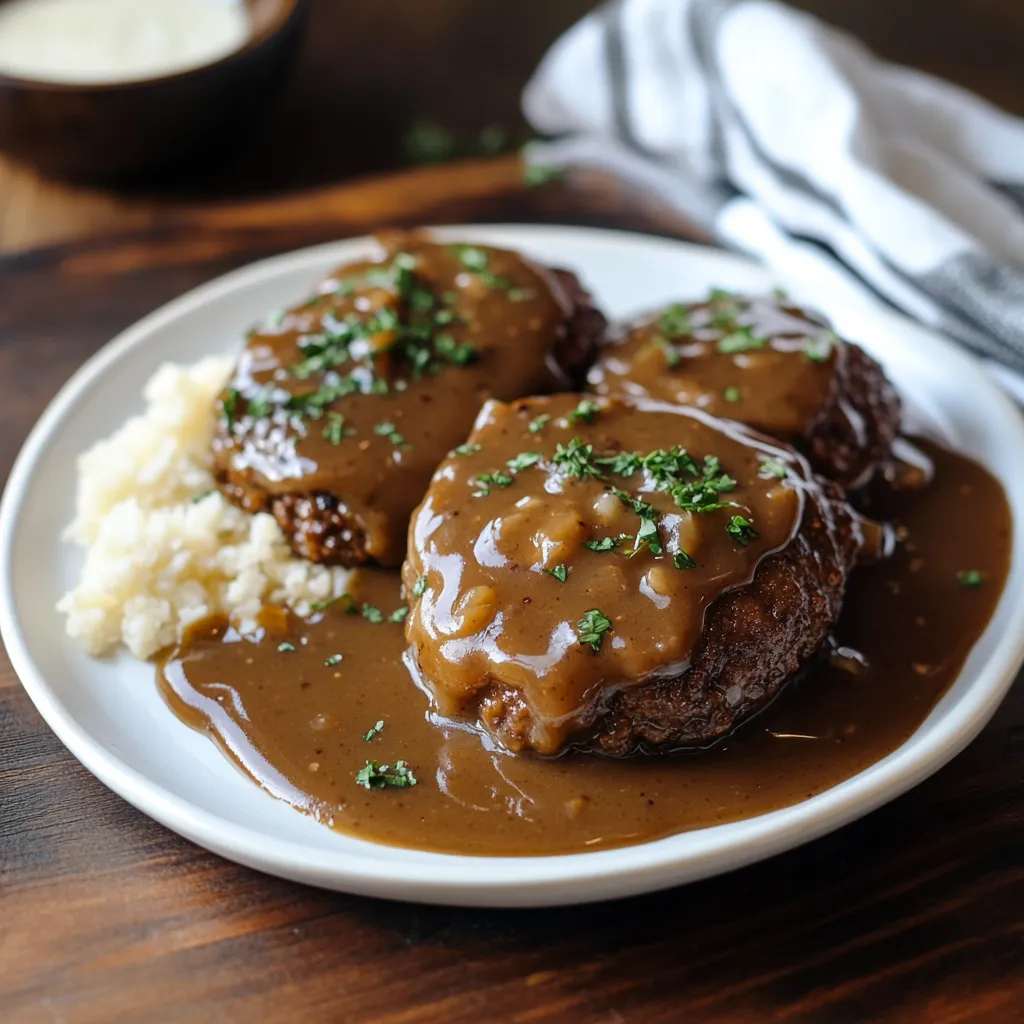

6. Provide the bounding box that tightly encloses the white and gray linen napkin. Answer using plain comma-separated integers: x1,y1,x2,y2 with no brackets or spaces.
522,0,1024,400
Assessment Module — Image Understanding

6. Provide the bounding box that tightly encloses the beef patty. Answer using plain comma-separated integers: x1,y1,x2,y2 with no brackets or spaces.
211,233,606,567
402,394,874,756
588,290,901,489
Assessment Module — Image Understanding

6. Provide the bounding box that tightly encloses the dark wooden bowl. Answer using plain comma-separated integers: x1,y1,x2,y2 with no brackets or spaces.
0,0,308,183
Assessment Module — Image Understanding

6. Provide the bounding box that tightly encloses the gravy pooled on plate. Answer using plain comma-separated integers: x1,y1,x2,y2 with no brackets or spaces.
212,234,604,566
159,442,1011,856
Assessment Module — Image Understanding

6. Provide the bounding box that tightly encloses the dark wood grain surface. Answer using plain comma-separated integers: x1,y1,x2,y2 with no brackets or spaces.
2,158,1024,1024
4,0,1024,253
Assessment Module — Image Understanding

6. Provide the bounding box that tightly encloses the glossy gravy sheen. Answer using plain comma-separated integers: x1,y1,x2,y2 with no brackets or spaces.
590,295,839,438
159,442,1010,856
402,393,847,755
212,235,576,565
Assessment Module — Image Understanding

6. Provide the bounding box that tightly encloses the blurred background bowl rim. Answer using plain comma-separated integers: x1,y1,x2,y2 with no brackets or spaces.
0,0,306,93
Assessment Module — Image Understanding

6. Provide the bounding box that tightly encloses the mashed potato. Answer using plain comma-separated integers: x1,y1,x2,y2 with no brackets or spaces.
57,357,350,659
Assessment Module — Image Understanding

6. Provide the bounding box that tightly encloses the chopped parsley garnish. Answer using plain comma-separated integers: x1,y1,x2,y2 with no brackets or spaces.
613,488,662,556
524,164,565,187
250,250,487,425
277,642,296,652
956,569,983,588
552,437,601,480
433,333,478,366
723,386,742,403
221,388,240,430
472,470,515,496
673,550,696,570
287,377,367,420
577,609,612,651
310,593,355,613
563,399,600,426
453,443,482,457
708,287,742,328
506,451,542,473
452,245,488,271
556,440,738,523
389,250,417,295
633,515,663,556
324,653,343,666
323,412,353,445
670,455,736,513
658,303,692,337
292,330,354,380
726,515,758,546
805,330,837,363
448,243,519,293
362,720,385,742
760,458,788,479
374,421,410,448
308,594,385,624
528,414,551,434
459,429,746,565
545,564,568,583
717,326,766,354
355,760,418,790
246,391,274,419
412,575,428,597
642,447,701,487
594,451,641,477
389,606,409,623
655,337,682,368
191,490,213,504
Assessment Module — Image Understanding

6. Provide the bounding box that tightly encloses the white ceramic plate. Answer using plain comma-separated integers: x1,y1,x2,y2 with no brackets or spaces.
3,225,1024,908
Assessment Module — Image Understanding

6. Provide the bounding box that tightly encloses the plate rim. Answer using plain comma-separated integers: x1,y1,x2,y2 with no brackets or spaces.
4,223,1024,908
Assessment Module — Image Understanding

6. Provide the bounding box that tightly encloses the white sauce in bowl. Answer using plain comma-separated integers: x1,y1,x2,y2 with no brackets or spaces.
0,0,252,84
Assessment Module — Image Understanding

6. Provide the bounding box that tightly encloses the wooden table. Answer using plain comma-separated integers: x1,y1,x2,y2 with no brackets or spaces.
3,156,1024,1023
2,0,1024,254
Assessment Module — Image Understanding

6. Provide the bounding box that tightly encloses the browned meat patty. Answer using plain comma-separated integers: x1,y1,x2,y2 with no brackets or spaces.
402,393,873,757
588,290,901,490
212,233,606,567
592,471,859,755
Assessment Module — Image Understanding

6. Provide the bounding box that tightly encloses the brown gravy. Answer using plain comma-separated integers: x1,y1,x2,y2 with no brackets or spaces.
211,235,582,566
589,294,838,440
403,393,825,755
158,441,1011,856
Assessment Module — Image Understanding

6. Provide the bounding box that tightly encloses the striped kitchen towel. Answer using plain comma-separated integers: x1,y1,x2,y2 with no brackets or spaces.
523,0,1024,400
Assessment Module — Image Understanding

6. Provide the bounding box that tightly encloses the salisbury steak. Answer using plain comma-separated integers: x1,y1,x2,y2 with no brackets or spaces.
402,394,872,756
212,233,606,566
589,290,900,489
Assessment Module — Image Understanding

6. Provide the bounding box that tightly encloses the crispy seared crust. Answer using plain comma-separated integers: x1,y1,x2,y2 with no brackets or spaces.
550,268,607,387
808,342,901,490
464,477,861,756
214,476,372,566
